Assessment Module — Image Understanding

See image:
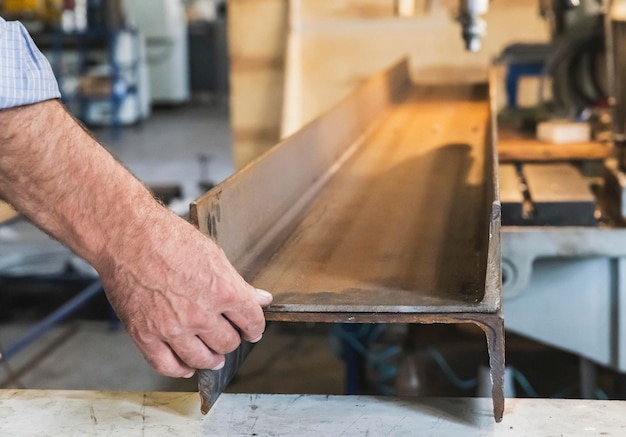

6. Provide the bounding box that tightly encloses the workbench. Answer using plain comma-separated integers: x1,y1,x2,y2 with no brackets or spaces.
0,201,17,226
0,390,624,436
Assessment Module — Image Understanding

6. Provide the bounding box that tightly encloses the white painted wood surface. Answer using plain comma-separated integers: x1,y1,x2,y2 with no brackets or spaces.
0,391,625,436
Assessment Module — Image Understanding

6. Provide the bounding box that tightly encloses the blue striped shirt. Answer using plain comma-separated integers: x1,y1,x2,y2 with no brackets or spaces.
0,17,61,109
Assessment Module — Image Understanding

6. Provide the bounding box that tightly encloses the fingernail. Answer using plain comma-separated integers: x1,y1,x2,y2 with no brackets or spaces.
250,334,263,343
184,371,195,378
213,360,225,370
255,288,273,300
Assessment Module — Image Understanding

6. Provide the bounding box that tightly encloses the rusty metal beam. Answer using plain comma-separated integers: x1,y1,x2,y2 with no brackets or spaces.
191,59,504,422
198,340,254,415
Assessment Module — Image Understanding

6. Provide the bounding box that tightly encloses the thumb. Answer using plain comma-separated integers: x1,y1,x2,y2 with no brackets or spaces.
254,288,273,307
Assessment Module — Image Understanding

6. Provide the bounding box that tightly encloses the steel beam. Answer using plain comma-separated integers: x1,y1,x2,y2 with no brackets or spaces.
191,59,504,421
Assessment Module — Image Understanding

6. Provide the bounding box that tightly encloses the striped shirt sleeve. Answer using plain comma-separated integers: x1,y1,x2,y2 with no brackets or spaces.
0,17,61,109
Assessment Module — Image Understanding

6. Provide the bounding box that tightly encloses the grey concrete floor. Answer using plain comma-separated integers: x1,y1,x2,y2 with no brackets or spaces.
0,102,344,396
0,321,343,395
96,102,236,205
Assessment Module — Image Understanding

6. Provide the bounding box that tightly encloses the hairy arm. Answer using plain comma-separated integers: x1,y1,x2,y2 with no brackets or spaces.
0,100,272,377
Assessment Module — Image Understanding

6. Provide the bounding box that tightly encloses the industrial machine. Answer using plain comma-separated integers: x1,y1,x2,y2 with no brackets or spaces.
122,0,190,105
494,0,626,397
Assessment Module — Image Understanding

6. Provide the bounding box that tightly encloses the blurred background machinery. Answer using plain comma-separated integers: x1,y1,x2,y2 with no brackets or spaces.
0,0,229,127
5,0,626,407
123,0,190,105
242,0,626,401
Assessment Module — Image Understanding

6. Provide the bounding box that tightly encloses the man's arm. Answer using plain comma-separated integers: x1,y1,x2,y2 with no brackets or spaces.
0,100,272,377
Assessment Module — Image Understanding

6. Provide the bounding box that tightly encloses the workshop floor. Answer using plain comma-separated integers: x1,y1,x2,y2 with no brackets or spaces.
0,321,344,394
97,101,237,205
0,101,344,395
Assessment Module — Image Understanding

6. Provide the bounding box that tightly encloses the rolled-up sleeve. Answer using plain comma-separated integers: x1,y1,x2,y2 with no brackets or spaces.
0,17,61,109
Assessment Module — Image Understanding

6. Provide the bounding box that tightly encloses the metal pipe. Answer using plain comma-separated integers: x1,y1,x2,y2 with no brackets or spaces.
0,280,103,363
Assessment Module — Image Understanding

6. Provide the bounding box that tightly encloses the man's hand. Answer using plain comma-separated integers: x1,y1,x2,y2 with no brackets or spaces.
0,100,272,377
100,208,273,377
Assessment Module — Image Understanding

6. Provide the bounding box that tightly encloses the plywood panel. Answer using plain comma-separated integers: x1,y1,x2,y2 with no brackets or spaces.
232,140,277,169
229,0,549,167
301,0,396,19
498,125,612,162
2,390,625,436
230,69,284,136
229,0,288,169
0,201,17,225
228,0,288,59
296,0,549,126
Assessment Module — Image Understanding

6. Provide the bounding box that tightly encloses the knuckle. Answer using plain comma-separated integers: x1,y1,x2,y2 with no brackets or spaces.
181,357,206,370
200,355,224,371
200,325,240,355
229,332,243,350
216,332,241,354
182,349,223,371
153,361,186,378
243,311,266,337
219,289,239,308
160,321,183,340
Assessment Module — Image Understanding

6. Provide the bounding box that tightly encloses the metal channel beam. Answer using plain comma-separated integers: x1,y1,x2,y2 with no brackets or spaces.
191,59,503,422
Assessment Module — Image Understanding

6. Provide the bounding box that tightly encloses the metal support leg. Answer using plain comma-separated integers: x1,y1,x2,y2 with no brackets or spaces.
475,313,505,423
199,340,255,414
614,372,626,399
342,323,367,395
580,357,597,399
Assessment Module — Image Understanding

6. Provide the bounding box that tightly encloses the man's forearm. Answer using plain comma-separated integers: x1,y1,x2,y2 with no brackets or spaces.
0,99,271,377
0,99,158,273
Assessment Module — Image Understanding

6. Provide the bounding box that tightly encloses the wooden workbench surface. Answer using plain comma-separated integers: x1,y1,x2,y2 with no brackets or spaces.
0,201,17,225
498,126,612,162
0,390,624,436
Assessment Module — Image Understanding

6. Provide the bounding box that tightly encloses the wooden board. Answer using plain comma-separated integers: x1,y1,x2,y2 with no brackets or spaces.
1,390,626,436
498,139,613,162
229,0,550,168
498,126,612,162
296,0,548,128
228,0,288,168
0,201,17,225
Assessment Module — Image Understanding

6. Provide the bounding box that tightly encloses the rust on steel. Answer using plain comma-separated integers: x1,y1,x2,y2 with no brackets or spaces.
191,59,504,422
198,340,254,414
